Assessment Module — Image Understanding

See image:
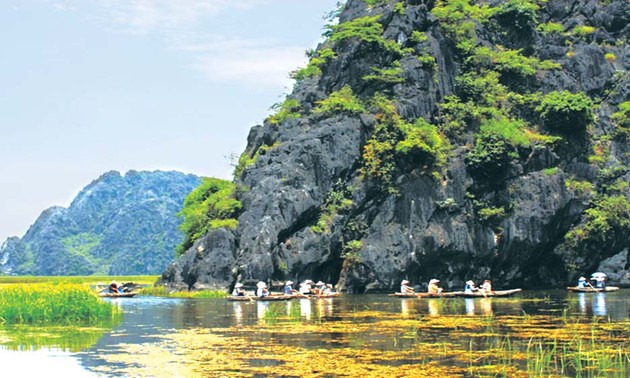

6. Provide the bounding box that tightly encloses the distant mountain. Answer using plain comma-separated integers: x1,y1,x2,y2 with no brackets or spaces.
0,170,201,275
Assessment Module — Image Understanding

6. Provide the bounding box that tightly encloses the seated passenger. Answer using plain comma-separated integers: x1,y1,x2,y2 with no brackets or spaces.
299,280,313,295
256,281,269,298
232,283,245,296
400,280,414,294
594,277,606,289
108,281,119,294
284,281,296,295
314,281,326,295
481,280,492,293
324,284,334,294
464,280,478,294
427,279,442,295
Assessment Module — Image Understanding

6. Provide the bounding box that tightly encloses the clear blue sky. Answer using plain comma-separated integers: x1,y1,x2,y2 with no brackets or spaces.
0,0,340,242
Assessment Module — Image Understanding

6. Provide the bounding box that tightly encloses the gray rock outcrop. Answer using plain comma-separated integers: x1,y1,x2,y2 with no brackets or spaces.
162,0,630,291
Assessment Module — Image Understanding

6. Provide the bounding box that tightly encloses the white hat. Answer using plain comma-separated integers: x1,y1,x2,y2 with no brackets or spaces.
466,280,475,285
256,281,267,288
304,280,313,284
429,279,440,284
579,277,586,280
315,281,325,286
401,280,409,285
110,280,118,285
285,281,294,285
235,283,243,288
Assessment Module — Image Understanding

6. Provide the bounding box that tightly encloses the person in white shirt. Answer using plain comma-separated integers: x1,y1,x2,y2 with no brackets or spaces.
400,280,414,293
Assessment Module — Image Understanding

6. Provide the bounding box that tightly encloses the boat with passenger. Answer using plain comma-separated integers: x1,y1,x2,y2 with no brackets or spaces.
99,292,137,298
567,286,619,293
451,288,522,297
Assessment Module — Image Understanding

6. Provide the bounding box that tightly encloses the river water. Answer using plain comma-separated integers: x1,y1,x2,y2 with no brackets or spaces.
1,290,628,377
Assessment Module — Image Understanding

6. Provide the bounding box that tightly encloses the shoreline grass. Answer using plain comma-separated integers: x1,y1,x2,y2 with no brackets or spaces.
0,275,159,286
0,283,121,326
138,285,226,298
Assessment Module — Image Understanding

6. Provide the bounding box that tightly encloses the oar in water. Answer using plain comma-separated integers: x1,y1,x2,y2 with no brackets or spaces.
587,281,599,291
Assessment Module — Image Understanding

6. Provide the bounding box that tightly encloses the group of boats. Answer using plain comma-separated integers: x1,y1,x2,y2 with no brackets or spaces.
389,288,523,298
227,292,341,302
97,273,622,300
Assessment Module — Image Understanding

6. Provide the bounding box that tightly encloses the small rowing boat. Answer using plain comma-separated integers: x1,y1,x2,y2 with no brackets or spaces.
227,294,294,302
311,292,341,299
451,289,522,297
388,292,457,298
567,286,620,293
99,292,137,298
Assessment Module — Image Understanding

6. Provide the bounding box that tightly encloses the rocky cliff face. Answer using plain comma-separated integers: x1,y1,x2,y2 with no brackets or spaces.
0,170,200,275
162,0,630,292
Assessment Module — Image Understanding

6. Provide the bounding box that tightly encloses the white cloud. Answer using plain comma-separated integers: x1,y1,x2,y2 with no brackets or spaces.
93,0,266,34
45,0,309,89
194,43,306,88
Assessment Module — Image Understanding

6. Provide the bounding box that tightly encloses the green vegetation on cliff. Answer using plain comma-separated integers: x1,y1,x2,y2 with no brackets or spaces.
177,178,241,255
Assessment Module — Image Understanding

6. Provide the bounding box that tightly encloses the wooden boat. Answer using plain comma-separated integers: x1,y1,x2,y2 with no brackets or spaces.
99,292,137,298
310,292,341,299
451,289,522,297
388,292,457,298
567,286,620,293
226,294,294,302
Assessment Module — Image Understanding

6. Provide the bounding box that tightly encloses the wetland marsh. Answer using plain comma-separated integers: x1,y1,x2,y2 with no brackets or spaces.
0,289,628,377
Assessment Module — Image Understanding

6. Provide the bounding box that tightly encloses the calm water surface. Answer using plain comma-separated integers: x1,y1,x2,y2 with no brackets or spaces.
1,290,628,377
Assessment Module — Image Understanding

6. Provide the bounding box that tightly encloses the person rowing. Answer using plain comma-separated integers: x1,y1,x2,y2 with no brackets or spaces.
400,280,415,294
232,283,246,296
464,280,479,294
299,280,314,295
284,281,297,295
108,280,124,294
256,281,269,298
314,281,326,295
427,279,443,295
480,280,492,294
323,284,334,294
577,276,589,289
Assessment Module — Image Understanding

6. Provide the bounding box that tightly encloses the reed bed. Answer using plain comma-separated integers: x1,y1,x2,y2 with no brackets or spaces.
524,336,630,377
467,333,629,377
0,275,159,286
138,285,226,298
0,283,121,325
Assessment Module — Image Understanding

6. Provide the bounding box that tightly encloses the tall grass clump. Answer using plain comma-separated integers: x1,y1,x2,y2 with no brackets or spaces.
0,284,120,325
139,286,226,299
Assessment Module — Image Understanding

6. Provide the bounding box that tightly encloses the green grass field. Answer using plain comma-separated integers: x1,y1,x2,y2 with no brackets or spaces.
0,275,160,286
0,283,122,325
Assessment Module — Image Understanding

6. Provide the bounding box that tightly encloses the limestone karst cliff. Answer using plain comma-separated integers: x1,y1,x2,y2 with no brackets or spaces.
162,0,630,292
